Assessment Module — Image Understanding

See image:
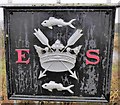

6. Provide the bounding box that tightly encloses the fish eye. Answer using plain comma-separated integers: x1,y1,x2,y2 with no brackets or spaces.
44,21,46,23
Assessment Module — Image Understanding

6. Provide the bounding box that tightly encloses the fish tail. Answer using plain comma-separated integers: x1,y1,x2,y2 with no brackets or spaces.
68,19,76,29
66,85,74,94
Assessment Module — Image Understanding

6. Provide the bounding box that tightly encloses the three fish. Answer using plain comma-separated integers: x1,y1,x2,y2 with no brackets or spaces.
41,17,76,29
42,81,74,94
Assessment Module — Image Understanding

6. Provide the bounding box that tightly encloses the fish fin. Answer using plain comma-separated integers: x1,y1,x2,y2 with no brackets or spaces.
59,19,64,22
66,85,74,94
58,83,63,87
48,26,53,29
58,25,63,27
68,19,76,29
48,89,52,92
49,17,55,20
49,81,55,84
57,89,62,91
69,24,76,29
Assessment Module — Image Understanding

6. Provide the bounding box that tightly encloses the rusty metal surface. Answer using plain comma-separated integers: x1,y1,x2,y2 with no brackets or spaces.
4,6,116,102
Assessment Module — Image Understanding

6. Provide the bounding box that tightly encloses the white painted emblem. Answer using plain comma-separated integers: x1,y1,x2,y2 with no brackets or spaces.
42,81,74,94
34,17,83,93
34,28,83,80
41,17,76,29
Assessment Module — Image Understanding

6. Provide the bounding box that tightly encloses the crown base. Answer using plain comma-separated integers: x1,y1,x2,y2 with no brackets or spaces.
40,52,76,72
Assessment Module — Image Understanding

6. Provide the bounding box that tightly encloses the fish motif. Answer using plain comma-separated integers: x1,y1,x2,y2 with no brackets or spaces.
42,81,74,94
41,17,76,29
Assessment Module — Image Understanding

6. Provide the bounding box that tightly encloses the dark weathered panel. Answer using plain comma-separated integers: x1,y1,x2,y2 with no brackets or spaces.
4,6,116,102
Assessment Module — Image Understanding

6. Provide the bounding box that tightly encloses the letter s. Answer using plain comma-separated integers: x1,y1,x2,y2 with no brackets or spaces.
86,49,100,65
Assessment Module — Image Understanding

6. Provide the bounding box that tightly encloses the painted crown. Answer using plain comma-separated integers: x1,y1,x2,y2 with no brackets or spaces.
34,28,82,72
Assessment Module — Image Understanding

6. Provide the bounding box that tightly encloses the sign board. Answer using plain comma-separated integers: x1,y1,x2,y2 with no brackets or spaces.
3,5,116,102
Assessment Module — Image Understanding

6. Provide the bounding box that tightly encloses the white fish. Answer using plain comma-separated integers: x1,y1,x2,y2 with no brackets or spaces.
41,17,76,29
42,81,74,94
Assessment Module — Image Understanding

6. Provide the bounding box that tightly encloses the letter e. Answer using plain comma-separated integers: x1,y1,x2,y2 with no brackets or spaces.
16,49,30,64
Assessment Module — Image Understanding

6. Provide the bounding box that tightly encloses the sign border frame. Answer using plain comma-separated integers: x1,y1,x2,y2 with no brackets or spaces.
4,6,116,102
